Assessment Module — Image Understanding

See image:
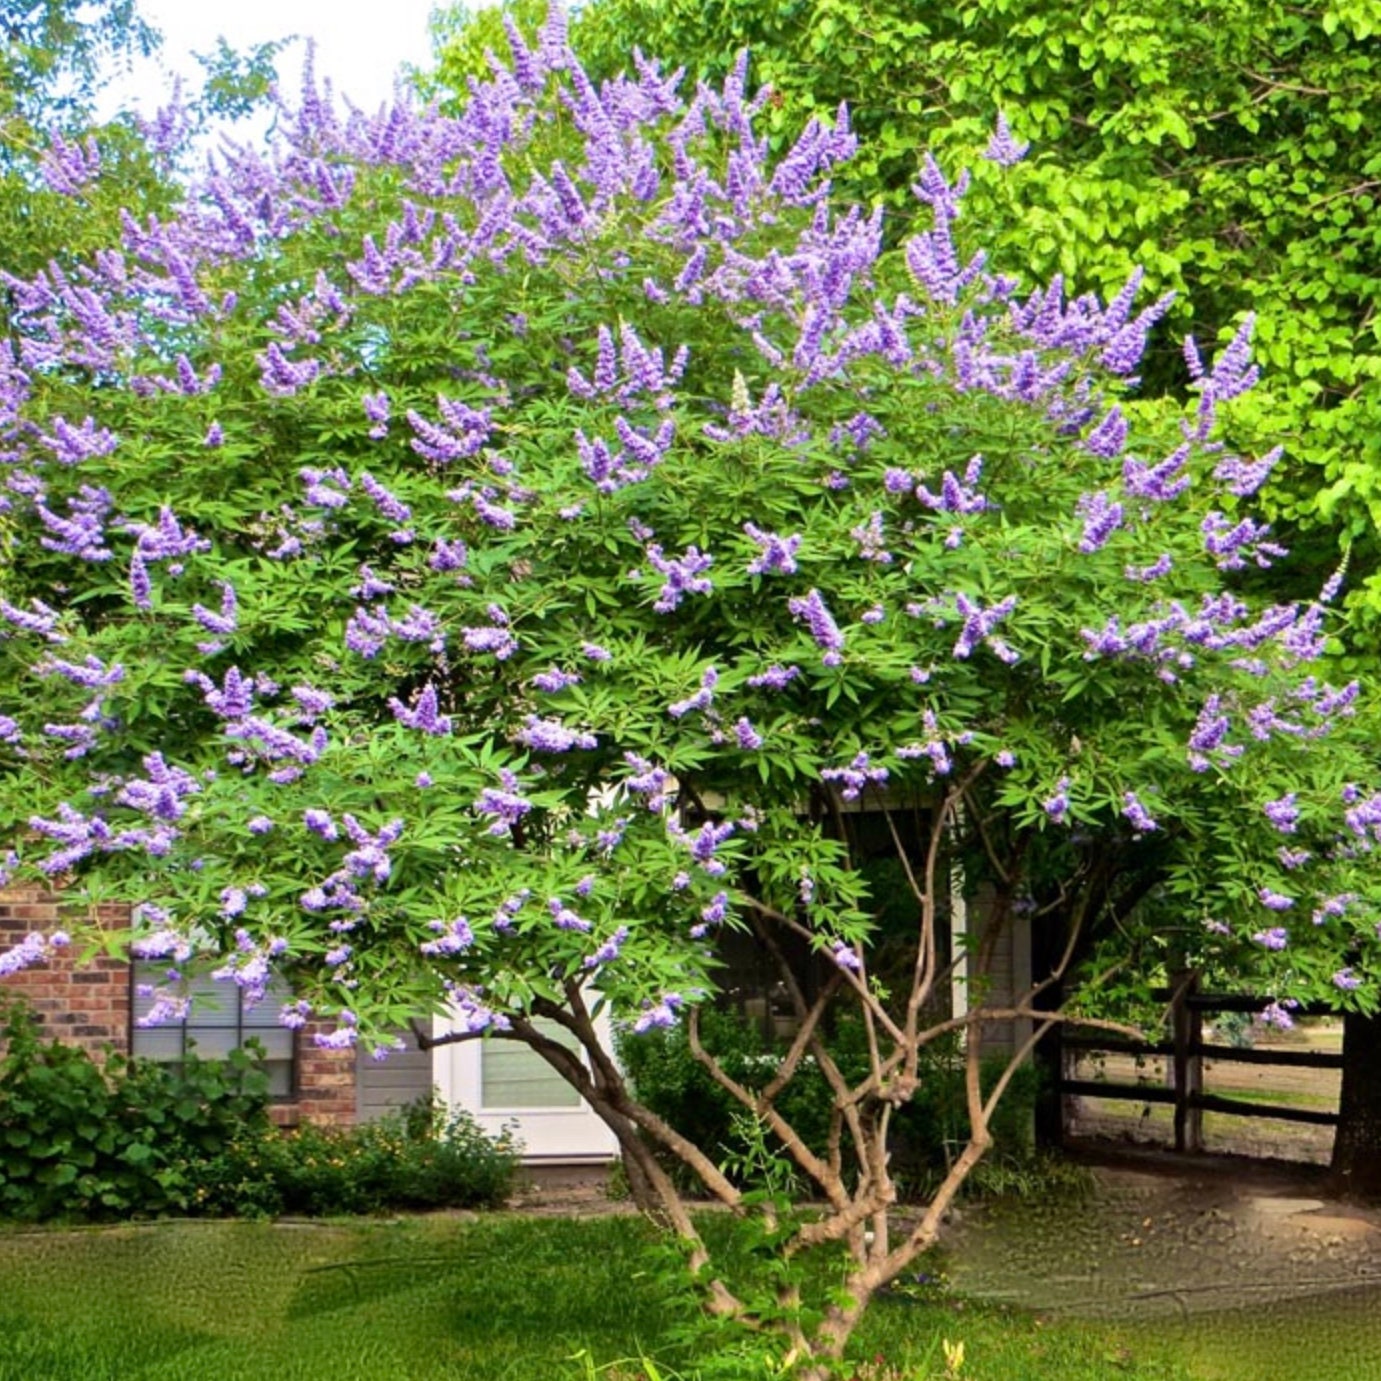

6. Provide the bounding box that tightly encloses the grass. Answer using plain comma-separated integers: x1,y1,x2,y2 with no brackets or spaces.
1076,1071,1339,1114
0,1211,1370,1380
0,1215,661,1381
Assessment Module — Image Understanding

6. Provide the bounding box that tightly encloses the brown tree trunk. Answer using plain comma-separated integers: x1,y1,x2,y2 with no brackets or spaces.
1330,1011,1381,1201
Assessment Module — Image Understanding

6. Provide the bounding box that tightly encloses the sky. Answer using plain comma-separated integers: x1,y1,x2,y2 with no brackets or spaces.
95,0,446,130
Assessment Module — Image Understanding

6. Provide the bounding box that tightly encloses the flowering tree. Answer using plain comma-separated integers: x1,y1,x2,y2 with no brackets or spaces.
494,0,1381,619
2,9,1379,1373
436,0,1381,1202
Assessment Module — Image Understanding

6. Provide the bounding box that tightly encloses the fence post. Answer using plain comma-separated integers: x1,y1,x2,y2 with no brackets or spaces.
1172,971,1204,1153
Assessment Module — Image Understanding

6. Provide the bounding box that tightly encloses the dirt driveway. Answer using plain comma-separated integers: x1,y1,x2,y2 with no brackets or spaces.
941,1155,1381,1322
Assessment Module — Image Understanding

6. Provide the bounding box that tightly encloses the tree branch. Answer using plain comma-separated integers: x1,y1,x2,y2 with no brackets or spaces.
687,1004,849,1211
740,894,905,1045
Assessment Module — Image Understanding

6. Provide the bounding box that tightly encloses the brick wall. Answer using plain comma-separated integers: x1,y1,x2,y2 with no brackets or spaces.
0,888,356,1126
284,1024,355,1126
0,891,129,1059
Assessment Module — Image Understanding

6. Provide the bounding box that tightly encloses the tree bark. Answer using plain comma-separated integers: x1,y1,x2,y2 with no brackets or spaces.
1330,1010,1381,1201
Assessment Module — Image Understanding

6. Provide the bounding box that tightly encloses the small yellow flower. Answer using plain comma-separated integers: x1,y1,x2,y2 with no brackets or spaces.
942,1338,964,1376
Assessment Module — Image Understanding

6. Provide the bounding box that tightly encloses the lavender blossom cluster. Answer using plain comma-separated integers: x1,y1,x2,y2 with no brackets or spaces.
0,1,1374,1051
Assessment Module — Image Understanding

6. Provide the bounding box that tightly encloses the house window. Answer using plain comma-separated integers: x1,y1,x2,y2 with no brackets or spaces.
130,965,296,1098
480,1018,582,1109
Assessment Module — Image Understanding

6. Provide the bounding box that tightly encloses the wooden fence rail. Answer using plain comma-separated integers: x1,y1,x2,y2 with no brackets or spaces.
1058,976,1341,1153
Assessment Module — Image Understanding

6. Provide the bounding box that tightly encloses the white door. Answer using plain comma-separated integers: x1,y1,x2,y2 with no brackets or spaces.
434,1010,620,1162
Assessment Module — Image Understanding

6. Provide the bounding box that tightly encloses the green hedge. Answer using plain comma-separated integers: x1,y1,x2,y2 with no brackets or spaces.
0,995,272,1219
0,997,517,1221
189,1097,520,1218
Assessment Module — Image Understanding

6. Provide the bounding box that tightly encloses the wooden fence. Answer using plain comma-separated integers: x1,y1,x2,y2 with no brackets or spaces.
1057,976,1342,1154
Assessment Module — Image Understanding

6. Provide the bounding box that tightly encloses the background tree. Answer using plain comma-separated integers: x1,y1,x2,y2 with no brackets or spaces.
3,11,1380,1372
0,0,285,332
2,0,160,131
1,1,165,304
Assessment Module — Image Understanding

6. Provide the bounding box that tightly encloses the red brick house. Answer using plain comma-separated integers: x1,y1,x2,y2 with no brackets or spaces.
0,889,355,1126
3,863,1032,1162
0,888,619,1160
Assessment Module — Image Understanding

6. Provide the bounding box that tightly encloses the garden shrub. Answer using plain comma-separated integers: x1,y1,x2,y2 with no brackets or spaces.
189,1095,519,1217
3,5,1378,1368
0,998,516,1220
619,1009,1040,1199
0,995,271,1220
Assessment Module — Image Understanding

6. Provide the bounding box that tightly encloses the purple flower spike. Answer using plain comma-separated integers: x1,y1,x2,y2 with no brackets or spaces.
1313,894,1355,926
1188,694,1243,771
518,715,597,752
747,664,800,690
280,1000,312,1030
822,751,888,802
983,111,1030,167
1043,777,1072,822
1263,793,1299,833
389,684,452,735
1077,491,1124,553
952,592,1017,661
1125,553,1173,583
314,1022,358,1050
304,809,337,841
362,391,390,438
632,992,684,1033
1204,315,1261,402
669,666,718,720
734,717,763,750
916,455,992,515
474,769,532,836
1084,407,1128,458
851,511,892,563
744,523,802,575
192,581,238,637
532,666,582,693
0,597,63,640
788,589,845,664
646,543,714,612
625,753,673,811
830,941,862,972
420,917,475,956
585,926,629,968
548,897,592,933
0,931,69,977
1122,792,1158,834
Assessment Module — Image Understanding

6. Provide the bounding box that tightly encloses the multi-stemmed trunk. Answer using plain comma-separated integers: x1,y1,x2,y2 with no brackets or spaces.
419,778,1138,1372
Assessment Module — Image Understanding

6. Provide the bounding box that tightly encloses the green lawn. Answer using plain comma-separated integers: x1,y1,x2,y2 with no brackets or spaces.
0,1212,1369,1380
